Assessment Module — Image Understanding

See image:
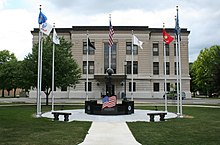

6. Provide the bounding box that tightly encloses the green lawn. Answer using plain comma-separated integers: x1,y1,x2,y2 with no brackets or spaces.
0,105,91,145
0,105,220,145
128,106,220,145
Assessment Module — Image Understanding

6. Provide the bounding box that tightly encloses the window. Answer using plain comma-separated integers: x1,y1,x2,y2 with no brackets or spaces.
153,62,159,75
164,83,170,92
85,82,92,91
153,42,159,56
127,61,138,74
104,43,117,73
174,62,179,75
83,61,94,74
153,83,160,92
126,42,138,55
164,62,170,75
165,44,169,56
174,43,176,56
129,82,136,92
83,42,95,55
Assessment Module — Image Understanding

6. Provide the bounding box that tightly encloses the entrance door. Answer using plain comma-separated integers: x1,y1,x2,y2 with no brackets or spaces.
106,84,115,96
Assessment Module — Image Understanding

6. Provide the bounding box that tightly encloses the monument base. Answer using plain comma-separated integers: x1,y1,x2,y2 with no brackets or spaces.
85,100,134,115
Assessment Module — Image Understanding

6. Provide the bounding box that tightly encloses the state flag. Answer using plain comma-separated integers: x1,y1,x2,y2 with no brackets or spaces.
40,22,53,36
38,11,47,25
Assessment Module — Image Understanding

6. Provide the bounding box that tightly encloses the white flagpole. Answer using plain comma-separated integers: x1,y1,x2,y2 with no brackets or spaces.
37,23,41,117
51,23,55,111
36,5,42,117
109,14,111,69
175,15,180,116
86,31,89,101
177,6,183,117
39,28,43,113
163,23,168,112
131,30,134,101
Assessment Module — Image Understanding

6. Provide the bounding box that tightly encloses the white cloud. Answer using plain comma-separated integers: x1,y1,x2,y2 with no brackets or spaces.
0,8,36,60
0,0,220,62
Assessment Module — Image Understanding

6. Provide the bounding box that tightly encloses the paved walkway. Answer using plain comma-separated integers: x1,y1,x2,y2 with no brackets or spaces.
42,109,177,145
78,122,141,145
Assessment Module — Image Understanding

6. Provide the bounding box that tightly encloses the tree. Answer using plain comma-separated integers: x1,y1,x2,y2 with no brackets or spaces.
192,45,220,97
22,36,81,105
0,50,17,97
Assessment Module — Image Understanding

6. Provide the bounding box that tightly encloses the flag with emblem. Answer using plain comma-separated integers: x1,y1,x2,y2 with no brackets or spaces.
53,28,60,45
163,29,174,44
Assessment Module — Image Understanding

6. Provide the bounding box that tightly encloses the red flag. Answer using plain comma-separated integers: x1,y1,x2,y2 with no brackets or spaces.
163,29,174,44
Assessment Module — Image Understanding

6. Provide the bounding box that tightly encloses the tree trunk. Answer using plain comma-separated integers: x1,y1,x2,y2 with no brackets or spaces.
1,88,4,97
14,88,16,97
7,90,10,96
46,93,49,106
45,88,51,106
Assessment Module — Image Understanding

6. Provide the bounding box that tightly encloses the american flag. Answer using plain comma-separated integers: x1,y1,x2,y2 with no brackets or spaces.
102,95,117,109
108,20,114,47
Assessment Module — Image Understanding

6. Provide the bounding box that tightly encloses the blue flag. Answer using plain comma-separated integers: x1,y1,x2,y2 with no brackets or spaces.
38,11,47,24
174,8,180,36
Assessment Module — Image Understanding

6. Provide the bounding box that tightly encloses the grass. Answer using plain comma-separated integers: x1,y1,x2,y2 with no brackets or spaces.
128,106,220,145
0,105,220,145
0,105,91,145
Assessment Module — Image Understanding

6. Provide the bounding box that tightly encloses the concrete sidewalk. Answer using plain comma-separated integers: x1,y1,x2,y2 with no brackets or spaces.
78,122,141,145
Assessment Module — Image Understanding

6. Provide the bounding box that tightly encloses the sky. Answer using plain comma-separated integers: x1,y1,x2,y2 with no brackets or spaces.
0,0,219,62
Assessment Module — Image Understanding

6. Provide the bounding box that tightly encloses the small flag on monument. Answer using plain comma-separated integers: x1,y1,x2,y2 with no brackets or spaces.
102,95,117,109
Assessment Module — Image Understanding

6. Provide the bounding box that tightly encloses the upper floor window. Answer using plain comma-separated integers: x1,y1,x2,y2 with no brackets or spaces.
174,43,177,56
153,42,159,56
127,61,138,74
126,42,138,55
165,44,169,56
164,62,170,75
104,43,117,73
153,62,159,75
83,61,94,74
83,42,95,55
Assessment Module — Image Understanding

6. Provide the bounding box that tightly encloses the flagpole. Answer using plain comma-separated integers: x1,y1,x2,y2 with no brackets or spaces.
109,14,111,69
86,30,89,101
177,6,183,117
51,23,55,111
163,23,168,112
131,30,134,101
36,5,42,117
40,28,43,113
175,15,180,116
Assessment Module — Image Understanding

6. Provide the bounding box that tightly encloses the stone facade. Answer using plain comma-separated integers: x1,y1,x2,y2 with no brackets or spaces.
30,26,191,99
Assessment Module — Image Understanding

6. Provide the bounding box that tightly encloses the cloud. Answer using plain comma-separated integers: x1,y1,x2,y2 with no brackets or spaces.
0,0,220,62
0,8,35,60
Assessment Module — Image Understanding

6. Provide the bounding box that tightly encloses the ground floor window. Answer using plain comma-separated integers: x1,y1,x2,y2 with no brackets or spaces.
129,82,136,92
85,82,92,91
153,83,160,92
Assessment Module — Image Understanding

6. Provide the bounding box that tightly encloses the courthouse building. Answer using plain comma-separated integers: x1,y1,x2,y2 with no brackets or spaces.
30,26,191,99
